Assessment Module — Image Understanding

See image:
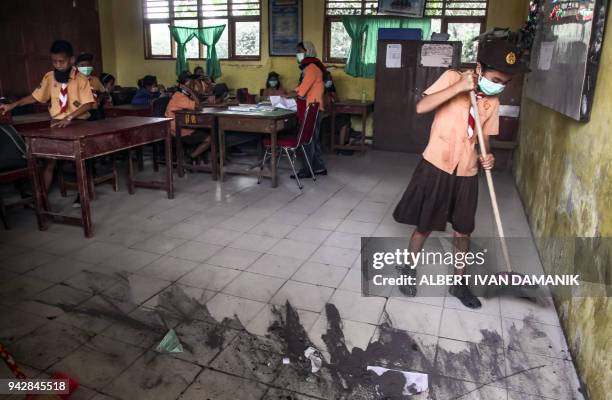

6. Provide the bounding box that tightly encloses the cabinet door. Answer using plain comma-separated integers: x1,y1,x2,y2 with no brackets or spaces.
374,40,462,153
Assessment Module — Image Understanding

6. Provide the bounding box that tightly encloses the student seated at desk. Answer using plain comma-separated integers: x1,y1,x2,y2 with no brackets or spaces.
322,71,351,149
165,71,211,160
192,66,214,94
0,39,94,194
132,75,161,105
261,71,287,99
100,73,116,106
75,52,107,120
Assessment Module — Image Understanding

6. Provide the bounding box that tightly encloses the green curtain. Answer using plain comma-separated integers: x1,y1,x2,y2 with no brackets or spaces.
194,25,226,79
342,17,369,77
169,26,197,77
168,24,226,78
342,17,432,78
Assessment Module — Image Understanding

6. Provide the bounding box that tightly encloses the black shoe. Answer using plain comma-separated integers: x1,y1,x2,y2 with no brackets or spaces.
449,284,482,309
395,265,417,297
314,169,328,176
72,194,81,209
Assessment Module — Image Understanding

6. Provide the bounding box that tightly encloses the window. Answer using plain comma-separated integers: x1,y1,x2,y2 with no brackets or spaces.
425,0,488,63
324,0,487,64
143,0,261,60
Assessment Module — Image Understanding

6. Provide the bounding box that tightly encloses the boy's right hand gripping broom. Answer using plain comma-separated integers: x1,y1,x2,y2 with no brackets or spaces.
469,91,539,300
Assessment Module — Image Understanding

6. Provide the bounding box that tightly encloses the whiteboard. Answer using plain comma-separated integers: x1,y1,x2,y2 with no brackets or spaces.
525,0,609,121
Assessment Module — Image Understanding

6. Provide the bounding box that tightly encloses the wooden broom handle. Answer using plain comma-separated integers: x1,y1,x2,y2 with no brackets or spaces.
469,91,513,273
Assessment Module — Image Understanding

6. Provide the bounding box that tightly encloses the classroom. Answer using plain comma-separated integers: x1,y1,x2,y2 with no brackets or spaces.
0,0,610,399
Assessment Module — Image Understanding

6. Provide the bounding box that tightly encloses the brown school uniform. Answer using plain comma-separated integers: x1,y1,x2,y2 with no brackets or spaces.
393,70,500,234
31,68,95,120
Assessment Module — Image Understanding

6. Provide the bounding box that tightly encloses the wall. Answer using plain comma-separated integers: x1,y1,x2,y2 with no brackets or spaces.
97,0,527,135
0,0,103,98
515,14,612,400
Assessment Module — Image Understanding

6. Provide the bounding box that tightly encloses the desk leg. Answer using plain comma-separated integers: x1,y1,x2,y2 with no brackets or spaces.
219,127,225,182
165,134,174,199
330,108,336,152
360,111,367,153
26,144,47,231
211,121,219,181
176,127,185,178
75,156,93,238
271,129,278,188
127,150,135,195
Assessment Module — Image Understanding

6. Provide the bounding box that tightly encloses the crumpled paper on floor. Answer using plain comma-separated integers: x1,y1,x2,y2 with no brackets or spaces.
155,329,183,353
367,365,428,395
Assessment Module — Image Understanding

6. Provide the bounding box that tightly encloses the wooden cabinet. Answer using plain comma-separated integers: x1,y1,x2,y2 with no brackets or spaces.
373,40,462,153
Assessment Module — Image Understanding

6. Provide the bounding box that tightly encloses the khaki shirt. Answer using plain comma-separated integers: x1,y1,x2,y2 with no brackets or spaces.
31,68,95,120
422,70,499,177
165,92,196,136
296,64,325,111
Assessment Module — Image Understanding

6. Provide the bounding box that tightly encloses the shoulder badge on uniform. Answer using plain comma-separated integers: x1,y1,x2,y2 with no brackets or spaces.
506,52,516,65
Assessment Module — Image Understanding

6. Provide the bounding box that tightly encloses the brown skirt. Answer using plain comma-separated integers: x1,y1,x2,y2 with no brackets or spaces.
393,158,479,234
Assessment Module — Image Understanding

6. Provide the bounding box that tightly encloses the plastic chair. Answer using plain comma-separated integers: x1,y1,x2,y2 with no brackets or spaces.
258,102,319,190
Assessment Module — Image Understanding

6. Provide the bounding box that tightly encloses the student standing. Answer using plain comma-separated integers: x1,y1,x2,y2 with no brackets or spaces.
75,52,107,120
293,41,327,179
0,40,95,192
392,38,528,308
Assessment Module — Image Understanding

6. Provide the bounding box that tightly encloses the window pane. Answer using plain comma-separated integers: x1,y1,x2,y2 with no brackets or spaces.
150,23,171,55
330,20,351,59
447,22,481,63
231,0,260,16
235,21,260,56
145,0,170,19
202,0,229,17
174,19,200,59
203,18,229,59
429,18,442,35
174,0,198,17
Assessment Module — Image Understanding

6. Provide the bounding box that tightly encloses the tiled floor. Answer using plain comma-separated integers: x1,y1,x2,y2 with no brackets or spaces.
0,151,584,400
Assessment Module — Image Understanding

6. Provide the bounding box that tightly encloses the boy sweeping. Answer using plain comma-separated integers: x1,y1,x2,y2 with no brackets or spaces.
393,37,528,309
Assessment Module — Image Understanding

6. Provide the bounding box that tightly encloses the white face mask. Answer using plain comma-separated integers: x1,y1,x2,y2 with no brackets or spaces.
325,80,333,88
77,66,93,76
296,52,305,63
150,86,160,93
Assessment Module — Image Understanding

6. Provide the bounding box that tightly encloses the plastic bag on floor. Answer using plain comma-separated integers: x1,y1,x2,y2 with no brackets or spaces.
155,329,183,353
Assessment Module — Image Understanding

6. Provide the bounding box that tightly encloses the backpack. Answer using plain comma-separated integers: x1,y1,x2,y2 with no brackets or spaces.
0,124,27,173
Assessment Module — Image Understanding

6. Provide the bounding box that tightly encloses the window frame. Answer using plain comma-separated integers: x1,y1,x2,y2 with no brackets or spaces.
323,0,488,64
142,0,262,61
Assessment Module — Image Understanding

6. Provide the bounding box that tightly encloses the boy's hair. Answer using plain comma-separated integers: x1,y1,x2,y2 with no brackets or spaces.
194,66,204,73
142,75,157,87
50,40,74,57
76,52,94,64
100,73,115,85
177,71,196,85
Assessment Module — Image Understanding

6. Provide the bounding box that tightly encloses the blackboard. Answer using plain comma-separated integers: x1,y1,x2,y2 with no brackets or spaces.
525,0,609,121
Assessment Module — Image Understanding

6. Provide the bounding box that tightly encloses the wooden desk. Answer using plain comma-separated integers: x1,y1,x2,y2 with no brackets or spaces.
105,104,152,118
212,109,297,187
12,113,52,131
330,100,374,153
21,116,173,238
174,108,222,179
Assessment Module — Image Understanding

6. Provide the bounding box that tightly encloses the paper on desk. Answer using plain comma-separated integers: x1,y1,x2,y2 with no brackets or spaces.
270,96,297,111
367,366,428,395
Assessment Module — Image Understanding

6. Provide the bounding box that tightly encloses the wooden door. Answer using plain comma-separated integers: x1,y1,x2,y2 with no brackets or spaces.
0,0,103,98
373,40,462,153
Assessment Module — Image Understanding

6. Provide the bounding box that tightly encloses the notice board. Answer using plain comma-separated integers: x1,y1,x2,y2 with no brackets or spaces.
525,0,609,121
